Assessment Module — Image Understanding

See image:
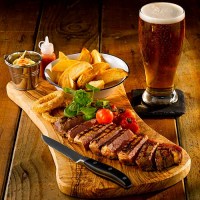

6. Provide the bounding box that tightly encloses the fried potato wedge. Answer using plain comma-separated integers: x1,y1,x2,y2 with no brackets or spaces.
77,68,98,88
96,68,128,84
78,48,92,63
92,62,110,75
58,73,76,89
91,49,105,63
53,71,63,83
59,51,69,60
52,60,79,72
88,80,105,89
58,61,92,88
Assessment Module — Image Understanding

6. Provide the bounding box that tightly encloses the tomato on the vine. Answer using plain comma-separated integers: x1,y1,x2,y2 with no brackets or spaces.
120,117,139,133
96,108,114,124
119,108,136,120
117,108,139,133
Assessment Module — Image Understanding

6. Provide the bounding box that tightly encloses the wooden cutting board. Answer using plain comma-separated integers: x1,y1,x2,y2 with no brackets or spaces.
6,80,191,199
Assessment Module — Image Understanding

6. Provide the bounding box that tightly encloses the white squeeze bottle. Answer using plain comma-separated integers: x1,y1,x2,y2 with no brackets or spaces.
38,36,56,79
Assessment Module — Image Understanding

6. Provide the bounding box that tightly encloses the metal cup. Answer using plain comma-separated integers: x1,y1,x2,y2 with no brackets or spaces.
5,51,42,90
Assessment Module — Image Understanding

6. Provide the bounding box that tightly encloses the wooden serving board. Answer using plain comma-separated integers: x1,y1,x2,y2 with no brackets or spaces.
6,80,191,199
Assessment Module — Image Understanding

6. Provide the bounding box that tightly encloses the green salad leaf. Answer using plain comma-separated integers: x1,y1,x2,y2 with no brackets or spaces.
63,86,109,120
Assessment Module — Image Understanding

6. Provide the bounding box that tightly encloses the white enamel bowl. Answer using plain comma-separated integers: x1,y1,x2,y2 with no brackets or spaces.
44,53,129,98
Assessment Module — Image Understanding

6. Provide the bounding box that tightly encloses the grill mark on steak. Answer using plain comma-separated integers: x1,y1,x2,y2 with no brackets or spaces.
54,115,84,137
155,143,182,171
68,119,97,142
89,124,122,155
101,129,135,159
135,139,159,171
74,123,112,150
118,133,148,165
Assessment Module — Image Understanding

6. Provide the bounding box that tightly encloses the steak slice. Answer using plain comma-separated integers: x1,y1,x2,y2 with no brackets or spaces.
89,124,122,155
118,133,148,165
54,115,84,137
101,129,135,159
155,143,182,171
74,123,112,150
68,119,97,142
135,139,159,171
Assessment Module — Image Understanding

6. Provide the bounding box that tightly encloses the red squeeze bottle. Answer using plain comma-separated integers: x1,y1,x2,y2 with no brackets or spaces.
38,36,56,79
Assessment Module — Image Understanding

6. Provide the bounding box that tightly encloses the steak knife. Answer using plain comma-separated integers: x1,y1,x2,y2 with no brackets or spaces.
41,134,132,189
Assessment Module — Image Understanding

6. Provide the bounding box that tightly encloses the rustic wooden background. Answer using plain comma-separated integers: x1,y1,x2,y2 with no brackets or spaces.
0,0,199,199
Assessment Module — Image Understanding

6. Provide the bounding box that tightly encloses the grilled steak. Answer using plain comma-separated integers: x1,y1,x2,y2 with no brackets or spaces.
54,115,84,137
74,123,112,150
155,143,182,171
101,129,135,159
68,119,97,142
53,114,183,172
118,133,148,165
135,139,159,171
89,124,122,155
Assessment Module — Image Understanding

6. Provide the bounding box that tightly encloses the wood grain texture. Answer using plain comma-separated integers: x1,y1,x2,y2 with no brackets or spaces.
0,0,41,198
6,81,191,199
2,0,199,199
174,1,200,200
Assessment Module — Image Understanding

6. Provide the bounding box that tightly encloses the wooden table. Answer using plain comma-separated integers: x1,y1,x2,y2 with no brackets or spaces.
0,0,199,199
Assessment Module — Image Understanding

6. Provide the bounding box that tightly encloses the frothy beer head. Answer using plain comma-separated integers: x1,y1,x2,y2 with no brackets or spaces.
140,2,185,24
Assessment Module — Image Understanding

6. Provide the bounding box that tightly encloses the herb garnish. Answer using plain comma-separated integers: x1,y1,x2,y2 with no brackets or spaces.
63,84,110,120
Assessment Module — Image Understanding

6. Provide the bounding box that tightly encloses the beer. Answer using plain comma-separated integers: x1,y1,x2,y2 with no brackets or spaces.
139,3,185,105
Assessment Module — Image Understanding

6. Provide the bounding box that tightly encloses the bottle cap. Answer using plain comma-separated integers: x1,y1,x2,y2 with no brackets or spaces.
38,36,54,55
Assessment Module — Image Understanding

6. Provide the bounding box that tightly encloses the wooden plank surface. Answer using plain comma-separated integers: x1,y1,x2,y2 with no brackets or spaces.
0,0,41,198
175,1,200,200
0,0,199,199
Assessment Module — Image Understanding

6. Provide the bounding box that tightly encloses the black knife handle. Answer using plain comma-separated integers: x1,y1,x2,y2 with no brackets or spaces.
81,158,132,189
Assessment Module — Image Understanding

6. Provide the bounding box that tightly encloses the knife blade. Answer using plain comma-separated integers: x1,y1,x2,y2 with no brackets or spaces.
41,134,132,189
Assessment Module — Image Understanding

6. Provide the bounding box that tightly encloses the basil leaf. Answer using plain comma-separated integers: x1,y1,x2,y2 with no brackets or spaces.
80,106,97,120
64,101,78,118
74,89,92,106
95,99,110,108
63,87,76,96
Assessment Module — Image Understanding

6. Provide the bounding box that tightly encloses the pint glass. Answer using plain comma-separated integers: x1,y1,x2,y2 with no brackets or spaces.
139,2,185,106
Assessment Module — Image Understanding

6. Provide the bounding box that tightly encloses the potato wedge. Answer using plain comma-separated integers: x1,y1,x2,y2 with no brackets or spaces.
53,71,63,83
59,73,76,89
88,80,105,89
77,68,98,88
58,61,92,87
78,48,92,63
59,51,69,60
92,62,110,75
52,60,79,72
96,68,128,84
91,49,105,63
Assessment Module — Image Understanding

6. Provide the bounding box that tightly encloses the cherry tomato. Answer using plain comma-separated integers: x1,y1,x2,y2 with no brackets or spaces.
96,108,114,124
119,108,136,120
120,117,139,133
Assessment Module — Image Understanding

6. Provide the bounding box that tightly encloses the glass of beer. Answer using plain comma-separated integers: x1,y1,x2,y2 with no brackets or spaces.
139,2,185,106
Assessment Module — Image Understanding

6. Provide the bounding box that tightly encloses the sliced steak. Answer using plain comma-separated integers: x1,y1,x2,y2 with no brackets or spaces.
101,129,135,159
118,133,148,165
89,124,122,155
135,139,159,171
68,119,97,142
54,115,84,137
74,123,112,150
155,143,182,171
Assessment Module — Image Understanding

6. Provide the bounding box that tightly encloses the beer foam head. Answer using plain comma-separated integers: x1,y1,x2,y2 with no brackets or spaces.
140,3,185,24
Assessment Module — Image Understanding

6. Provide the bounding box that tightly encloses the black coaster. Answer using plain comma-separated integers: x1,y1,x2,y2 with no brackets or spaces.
131,89,185,118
